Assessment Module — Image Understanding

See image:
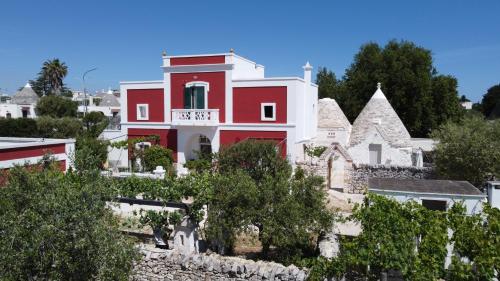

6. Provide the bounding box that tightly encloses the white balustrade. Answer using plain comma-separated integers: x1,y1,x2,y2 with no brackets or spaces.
171,109,219,125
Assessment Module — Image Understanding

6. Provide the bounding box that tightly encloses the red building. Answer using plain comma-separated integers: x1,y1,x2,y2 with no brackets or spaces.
120,51,318,172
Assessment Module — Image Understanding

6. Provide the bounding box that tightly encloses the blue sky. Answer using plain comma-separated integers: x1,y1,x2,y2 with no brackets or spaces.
1,0,499,102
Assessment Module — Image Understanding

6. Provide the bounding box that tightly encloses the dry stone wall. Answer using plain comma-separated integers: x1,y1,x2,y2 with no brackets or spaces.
347,165,434,193
132,246,308,281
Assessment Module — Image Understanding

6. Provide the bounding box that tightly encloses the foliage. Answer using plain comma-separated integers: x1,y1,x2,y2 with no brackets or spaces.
143,145,174,172
480,83,500,119
0,117,38,137
316,67,342,101
138,209,182,234
447,204,500,280
184,150,213,173
111,135,161,172
29,58,69,96
207,140,334,261
75,136,109,170
431,115,500,187
37,116,83,138
82,111,109,138
36,95,78,118
318,40,463,137
305,145,327,158
0,162,138,280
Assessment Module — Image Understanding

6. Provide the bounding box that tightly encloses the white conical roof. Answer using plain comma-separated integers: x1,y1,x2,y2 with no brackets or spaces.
318,98,351,130
11,83,39,104
100,92,120,107
349,83,411,147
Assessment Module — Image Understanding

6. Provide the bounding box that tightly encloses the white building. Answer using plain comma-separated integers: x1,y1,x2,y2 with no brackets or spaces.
73,88,120,117
486,181,500,209
0,83,39,118
316,83,431,168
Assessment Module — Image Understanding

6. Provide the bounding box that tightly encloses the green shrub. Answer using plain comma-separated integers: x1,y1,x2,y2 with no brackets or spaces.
0,118,38,137
35,95,78,118
143,145,174,172
37,116,83,138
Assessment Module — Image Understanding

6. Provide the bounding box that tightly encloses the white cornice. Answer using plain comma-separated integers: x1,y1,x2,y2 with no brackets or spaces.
120,80,163,85
163,64,233,73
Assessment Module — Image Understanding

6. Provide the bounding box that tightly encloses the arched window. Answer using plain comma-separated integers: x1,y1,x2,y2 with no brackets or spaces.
184,81,209,110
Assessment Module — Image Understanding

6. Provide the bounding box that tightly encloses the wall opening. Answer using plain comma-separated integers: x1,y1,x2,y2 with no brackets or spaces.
369,144,382,165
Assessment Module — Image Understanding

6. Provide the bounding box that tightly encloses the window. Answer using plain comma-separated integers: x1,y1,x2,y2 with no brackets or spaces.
369,144,382,165
422,199,447,211
136,104,149,120
22,109,29,118
199,135,212,156
261,103,276,121
184,82,209,110
6,112,11,119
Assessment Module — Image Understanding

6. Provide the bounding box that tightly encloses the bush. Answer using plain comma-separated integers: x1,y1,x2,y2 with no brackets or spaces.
143,145,174,172
0,164,138,280
0,118,38,137
37,116,83,138
35,95,78,118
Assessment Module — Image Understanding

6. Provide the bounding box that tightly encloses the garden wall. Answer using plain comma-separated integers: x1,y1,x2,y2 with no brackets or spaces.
346,165,435,193
132,246,308,281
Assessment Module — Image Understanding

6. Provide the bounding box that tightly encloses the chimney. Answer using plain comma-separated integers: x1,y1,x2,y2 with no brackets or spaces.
162,50,169,67
303,61,313,85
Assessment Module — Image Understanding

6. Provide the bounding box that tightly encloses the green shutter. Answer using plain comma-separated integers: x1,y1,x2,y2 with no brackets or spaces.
184,87,192,109
195,86,205,109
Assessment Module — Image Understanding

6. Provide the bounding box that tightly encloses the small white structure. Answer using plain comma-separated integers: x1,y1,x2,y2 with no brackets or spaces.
0,83,38,118
171,218,201,255
369,178,486,215
486,181,500,209
460,101,473,110
348,83,413,166
74,88,120,117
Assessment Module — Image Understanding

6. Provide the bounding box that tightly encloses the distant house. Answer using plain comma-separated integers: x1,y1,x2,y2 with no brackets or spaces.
486,181,500,209
368,178,486,215
73,88,120,117
0,83,39,119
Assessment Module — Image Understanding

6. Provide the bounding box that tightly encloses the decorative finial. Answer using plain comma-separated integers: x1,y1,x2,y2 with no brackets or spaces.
303,61,313,70
377,82,381,90
162,50,167,57
229,48,234,53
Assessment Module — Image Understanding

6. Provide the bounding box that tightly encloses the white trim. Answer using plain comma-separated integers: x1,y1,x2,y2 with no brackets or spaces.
261,103,276,121
165,53,231,59
136,104,149,120
0,153,68,169
0,137,75,150
120,80,163,85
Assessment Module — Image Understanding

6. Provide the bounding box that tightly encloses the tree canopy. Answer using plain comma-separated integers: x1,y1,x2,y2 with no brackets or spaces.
316,40,464,137
480,83,500,119
206,140,335,261
0,162,138,280
35,95,78,118
29,58,70,96
431,115,500,187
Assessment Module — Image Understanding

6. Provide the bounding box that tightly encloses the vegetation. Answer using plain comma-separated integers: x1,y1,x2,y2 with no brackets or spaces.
29,58,70,96
206,140,335,262
143,145,174,173
37,116,83,138
111,135,163,172
0,118,39,137
480,83,500,119
316,40,464,137
431,115,500,187
36,95,78,118
0,159,138,280
306,194,499,281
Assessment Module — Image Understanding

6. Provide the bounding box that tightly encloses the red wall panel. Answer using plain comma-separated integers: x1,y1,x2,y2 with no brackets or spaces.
0,144,66,161
127,89,164,122
128,128,178,162
233,87,287,123
170,56,225,66
170,72,226,122
219,130,287,157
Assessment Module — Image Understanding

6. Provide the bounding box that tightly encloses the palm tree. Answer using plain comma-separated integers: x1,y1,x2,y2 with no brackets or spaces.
41,59,68,95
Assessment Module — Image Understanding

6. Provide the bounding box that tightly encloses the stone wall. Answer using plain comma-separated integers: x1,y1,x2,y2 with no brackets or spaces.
132,246,308,281
346,164,435,193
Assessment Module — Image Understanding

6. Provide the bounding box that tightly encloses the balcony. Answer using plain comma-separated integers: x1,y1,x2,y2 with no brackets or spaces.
171,109,219,125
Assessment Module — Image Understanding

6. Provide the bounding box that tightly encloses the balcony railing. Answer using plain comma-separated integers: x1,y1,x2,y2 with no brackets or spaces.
171,109,219,125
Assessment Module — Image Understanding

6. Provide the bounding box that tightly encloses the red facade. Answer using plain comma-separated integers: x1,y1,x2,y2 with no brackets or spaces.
220,130,287,157
170,56,225,66
128,128,178,161
127,89,164,122
233,86,287,123
0,144,66,161
170,72,226,122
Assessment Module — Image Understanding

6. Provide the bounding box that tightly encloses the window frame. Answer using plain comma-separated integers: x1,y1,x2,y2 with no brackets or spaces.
261,103,276,121
136,103,149,120
185,81,209,110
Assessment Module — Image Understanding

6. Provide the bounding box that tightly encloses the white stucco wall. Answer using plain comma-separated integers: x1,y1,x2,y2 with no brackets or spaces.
0,103,36,118
348,126,412,166
316,128,350,147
